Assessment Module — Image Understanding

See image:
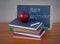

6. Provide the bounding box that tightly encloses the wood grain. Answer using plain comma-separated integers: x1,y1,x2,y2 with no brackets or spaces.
0,23,60,44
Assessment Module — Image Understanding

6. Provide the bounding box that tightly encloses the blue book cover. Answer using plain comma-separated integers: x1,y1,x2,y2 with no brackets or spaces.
17,5,50,28
9,18,43,30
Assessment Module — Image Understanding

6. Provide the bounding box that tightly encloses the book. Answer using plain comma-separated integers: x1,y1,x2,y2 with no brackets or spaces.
13,28,44,38
13,24,44,35
13,35,42,40
9,18,43,30
13,30,45,40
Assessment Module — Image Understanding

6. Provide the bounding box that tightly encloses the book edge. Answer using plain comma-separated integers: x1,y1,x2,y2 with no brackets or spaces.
9,24,37,30
13,30,45,38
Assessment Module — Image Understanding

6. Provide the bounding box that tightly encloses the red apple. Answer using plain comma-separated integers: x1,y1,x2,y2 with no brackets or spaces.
18,11,30,23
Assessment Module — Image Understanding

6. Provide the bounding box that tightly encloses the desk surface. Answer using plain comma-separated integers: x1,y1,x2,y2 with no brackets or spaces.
0,23,60,44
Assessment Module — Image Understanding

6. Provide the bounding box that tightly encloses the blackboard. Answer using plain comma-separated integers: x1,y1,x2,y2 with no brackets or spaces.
17,5,50,28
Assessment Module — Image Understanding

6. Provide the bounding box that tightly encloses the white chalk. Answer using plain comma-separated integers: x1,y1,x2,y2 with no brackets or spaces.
30,22,40,27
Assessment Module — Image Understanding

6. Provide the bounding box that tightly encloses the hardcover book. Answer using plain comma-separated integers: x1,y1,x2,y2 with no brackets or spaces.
13,28,44,38
13,24,44,35
9,18,43,30
13,29,45,40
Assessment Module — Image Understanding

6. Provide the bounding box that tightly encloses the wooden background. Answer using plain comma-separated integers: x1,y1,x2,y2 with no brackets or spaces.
0,23,60,44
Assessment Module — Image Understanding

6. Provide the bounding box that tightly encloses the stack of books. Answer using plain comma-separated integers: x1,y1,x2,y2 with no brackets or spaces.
9,18,45,40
